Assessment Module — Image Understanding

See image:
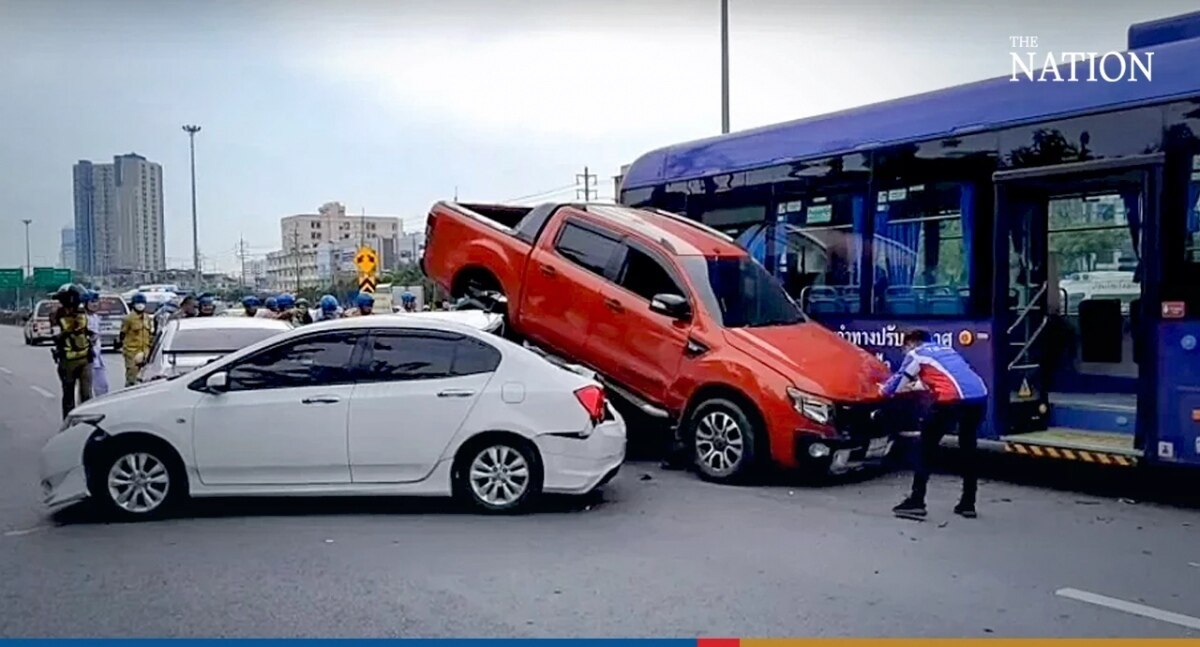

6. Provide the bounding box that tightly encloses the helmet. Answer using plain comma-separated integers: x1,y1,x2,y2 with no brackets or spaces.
198,294,215,307
242,295,261,307
295,298,310,309
356,293,375,308
53,283,86,307
277,294,296,309
131,293,147,305
264,296,278,311
319,295,338,312
401,291,416,303
81,290,99,303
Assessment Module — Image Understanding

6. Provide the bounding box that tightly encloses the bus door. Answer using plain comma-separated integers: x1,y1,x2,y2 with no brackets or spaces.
993,156,1160,461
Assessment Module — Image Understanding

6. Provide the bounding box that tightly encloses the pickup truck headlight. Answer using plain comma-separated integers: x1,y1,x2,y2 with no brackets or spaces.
787,387,834,426
60,413,105,433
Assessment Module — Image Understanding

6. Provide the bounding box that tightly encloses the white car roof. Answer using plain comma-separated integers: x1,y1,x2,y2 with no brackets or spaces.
294,314,488,336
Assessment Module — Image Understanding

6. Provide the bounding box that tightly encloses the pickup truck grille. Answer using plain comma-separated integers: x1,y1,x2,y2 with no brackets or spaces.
834,403,891,440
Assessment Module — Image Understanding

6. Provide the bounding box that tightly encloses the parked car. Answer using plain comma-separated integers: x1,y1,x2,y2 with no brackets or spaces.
93,293,130,350
139,317,293,382
24,299,59,346
41,315,625,519
422,201,893,482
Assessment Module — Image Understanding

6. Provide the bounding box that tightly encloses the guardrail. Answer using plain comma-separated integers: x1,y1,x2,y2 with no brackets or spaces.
0,311,31,326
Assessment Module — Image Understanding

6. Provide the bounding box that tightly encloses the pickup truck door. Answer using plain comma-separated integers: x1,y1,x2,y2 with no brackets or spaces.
587,241,691,406
519,218,621,362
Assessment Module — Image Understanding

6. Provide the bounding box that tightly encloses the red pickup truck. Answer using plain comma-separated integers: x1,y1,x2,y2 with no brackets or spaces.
422,201,894,482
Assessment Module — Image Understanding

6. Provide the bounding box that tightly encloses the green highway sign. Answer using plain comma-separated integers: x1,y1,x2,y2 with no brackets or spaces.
0,268,22,290
32,267,72,290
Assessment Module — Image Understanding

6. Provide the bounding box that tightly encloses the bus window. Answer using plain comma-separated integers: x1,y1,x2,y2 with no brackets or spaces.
1188,154,1200,265
770,192,864,314
872,182,970,316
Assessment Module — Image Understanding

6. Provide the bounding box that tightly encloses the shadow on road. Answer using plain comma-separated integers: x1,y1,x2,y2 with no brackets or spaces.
50,488,610,525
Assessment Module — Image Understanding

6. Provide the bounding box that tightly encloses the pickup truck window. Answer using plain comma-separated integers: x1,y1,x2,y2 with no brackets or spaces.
681,256,806,328
618,246,686,302
556,222,620,276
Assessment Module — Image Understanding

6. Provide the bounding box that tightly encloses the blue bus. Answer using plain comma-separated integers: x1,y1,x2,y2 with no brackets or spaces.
620,12,1200,469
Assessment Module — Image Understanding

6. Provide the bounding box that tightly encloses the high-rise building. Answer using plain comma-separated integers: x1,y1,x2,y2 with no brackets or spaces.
73,153,164,275
59,227,76,270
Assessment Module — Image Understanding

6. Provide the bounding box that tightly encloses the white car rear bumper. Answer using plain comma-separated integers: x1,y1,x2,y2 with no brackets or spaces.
536,415,626,495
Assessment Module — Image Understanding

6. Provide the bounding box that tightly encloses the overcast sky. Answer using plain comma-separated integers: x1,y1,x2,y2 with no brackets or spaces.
1,0,1195,273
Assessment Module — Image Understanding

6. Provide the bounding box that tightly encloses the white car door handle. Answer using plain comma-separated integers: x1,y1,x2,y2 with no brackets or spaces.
437,389,476,398
301,396,341,404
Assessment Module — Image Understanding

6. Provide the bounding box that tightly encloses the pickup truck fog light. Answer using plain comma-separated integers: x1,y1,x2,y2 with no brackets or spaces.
808,442,831,458
831,449,851,470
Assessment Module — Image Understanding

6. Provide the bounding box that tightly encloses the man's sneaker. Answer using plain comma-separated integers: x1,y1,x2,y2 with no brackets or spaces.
893,498,927,519
954,502,978,518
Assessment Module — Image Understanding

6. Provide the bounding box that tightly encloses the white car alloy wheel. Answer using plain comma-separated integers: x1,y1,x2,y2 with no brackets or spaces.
468,445,530,509
695,410,745,477
106,452,170,515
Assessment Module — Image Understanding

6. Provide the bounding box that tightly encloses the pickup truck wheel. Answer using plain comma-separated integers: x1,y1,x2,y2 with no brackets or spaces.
688,398,760,484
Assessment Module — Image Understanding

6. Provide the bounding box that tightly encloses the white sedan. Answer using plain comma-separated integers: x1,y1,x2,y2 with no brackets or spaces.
40,316,626,519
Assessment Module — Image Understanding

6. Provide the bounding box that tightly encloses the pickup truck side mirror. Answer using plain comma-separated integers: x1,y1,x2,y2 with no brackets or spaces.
650,293,691,320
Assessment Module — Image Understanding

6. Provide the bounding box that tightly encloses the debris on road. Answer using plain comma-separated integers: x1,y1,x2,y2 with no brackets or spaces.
1118,497,1138,504
639,474,653,481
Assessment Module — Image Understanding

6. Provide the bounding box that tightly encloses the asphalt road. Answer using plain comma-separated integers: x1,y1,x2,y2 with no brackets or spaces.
0,324,1197,638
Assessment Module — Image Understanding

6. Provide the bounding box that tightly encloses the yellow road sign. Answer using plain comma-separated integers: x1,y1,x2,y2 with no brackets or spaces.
355,245,378,276
358,274,377,294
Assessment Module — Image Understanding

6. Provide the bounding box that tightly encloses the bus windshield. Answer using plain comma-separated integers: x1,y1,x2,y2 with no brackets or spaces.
681,256,806,328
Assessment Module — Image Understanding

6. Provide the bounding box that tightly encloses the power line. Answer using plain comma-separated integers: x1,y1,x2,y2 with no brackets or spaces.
503,183,579,203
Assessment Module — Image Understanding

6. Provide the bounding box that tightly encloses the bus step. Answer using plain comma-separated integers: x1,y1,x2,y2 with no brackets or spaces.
1002,428,1139,466
1049,392,1137,433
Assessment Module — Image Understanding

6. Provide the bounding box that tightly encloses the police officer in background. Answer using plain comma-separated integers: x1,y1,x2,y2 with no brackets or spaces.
197,293,217,317
344,293,375,317
120,293,155,387
242,295,261,318
292,297,314,325
50,284,95,418
169,294,198,321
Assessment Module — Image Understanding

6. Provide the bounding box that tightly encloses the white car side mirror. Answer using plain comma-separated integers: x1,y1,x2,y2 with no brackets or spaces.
205,371,229,393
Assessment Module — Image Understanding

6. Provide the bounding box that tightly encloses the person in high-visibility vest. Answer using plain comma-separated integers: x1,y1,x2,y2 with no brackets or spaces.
50,284,95,418
120,293,155,387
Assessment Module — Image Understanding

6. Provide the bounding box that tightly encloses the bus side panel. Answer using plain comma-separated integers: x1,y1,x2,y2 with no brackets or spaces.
817,317,998,439
1155,321,1200,467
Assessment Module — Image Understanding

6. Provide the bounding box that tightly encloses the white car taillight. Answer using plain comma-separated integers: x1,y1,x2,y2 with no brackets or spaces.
574,385,606,425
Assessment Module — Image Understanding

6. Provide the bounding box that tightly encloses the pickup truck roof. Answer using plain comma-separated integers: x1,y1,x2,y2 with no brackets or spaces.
448,201,747,258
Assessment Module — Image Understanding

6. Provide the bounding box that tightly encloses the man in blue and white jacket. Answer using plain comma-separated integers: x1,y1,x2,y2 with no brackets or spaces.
881,329,988,520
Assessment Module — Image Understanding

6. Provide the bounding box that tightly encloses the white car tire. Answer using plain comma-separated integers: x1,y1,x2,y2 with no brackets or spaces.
453,436,542,514
90,440,185,521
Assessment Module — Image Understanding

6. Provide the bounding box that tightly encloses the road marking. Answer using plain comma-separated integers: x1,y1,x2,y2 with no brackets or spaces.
3,526,46,537
0,366,12,375
1056,587,1200,631
30,385,54,399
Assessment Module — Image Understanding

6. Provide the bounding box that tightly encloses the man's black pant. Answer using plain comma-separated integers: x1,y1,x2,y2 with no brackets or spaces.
910,398,985,506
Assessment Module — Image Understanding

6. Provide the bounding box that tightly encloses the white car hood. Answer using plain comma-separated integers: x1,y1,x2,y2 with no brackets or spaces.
74,378,174,413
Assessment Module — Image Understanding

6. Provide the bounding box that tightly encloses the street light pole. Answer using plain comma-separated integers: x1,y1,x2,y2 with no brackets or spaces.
21,219,32,308
182,124,202,291
720,0,730,134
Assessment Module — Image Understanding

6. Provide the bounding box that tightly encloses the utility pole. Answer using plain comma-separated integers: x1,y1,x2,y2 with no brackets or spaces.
21,219,32,277
238,236,247,291
182,124,202,291
291,229,302,294
720,0,730,134
21,219,32,308
576,166,598,203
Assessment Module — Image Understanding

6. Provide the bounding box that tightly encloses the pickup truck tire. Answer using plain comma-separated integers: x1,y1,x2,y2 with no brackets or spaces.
688,398,760,484
453,435,543,514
